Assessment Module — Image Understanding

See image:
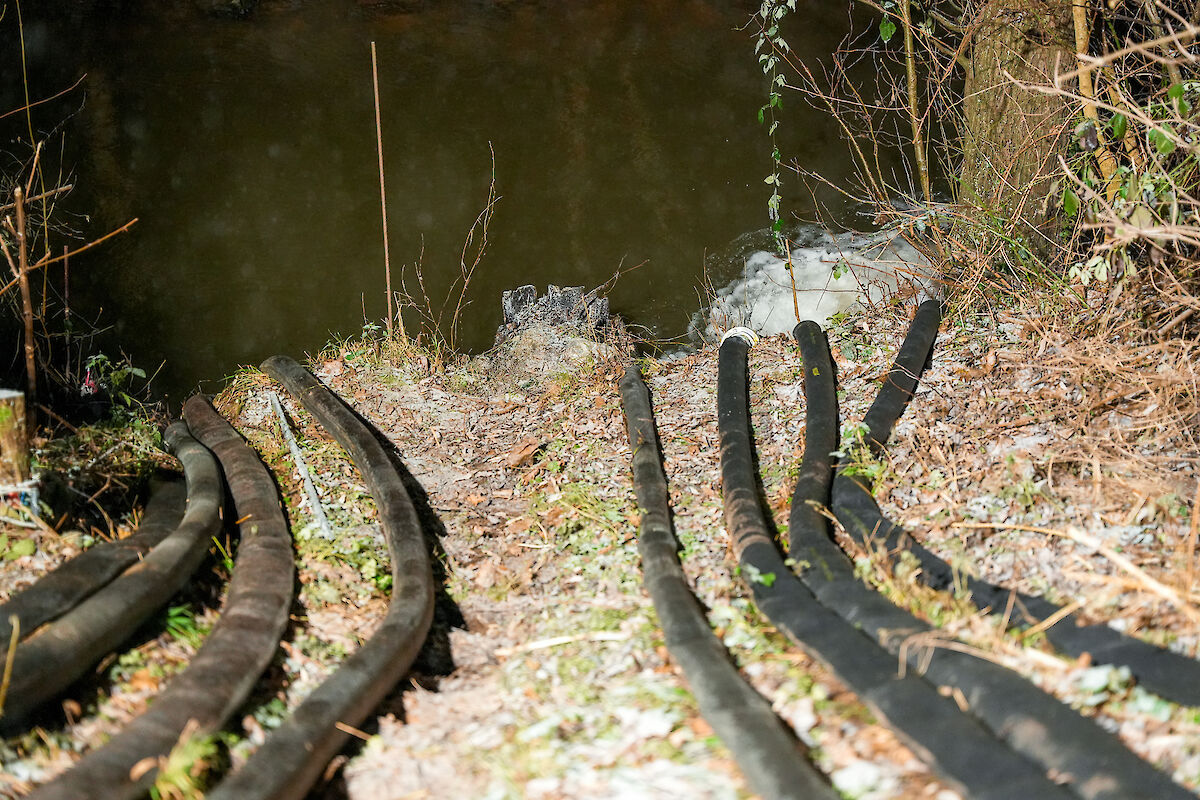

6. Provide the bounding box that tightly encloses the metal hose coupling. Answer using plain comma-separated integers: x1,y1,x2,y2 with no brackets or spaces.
720,326,759,348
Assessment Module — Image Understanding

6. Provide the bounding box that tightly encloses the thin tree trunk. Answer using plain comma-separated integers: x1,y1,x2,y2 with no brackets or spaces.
14,187,37,427
0,390,29,486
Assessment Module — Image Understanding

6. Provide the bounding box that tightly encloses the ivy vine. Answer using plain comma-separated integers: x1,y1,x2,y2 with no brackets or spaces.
755,0,796,254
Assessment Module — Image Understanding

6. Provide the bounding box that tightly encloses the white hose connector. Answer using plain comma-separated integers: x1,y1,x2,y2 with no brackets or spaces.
720,326,759,348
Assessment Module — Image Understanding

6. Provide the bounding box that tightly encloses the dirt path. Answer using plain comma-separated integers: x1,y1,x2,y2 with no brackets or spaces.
2,305,1199,799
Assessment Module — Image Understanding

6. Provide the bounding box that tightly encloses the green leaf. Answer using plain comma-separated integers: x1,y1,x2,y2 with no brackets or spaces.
764,174,779,185
1110,113,1127,140
1150,126,1177,156
772,219,785,232
1062,187,1079,216
758,106,766,124
879,18,896,43
1168,82,1184,101
6,538,35,560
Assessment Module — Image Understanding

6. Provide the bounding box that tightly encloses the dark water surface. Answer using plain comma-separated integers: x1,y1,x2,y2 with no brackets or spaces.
5,1,878,402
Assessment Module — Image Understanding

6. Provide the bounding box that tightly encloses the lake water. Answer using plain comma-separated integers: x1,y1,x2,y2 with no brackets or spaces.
3,0,898,402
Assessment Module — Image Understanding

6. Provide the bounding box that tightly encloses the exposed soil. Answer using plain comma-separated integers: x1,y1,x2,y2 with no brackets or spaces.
2,301,1199,799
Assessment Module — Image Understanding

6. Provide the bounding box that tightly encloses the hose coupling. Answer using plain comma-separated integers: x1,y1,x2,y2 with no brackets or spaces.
720,326,759,348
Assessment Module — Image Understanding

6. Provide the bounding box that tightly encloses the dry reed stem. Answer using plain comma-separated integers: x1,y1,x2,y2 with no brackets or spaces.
370,41,397,339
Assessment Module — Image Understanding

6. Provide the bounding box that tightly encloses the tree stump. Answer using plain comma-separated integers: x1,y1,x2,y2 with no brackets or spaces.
0,389,30,487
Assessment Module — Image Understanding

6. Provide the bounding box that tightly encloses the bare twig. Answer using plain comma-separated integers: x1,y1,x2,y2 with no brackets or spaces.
1071,0,1119,198
12,188,37,422
448,143,499,350
0,217,139,299
0,74,86,123
1053,22,1200,85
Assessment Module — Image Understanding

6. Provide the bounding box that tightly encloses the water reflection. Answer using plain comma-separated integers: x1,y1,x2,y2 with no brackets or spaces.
5,0,891,402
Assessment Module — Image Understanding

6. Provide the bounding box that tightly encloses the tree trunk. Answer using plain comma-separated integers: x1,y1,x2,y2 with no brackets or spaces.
959,0,1075,229
0,390,30,487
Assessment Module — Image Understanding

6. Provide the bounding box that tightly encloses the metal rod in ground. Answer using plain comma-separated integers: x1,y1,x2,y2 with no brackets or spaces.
619,363,837,800
269,390,333,539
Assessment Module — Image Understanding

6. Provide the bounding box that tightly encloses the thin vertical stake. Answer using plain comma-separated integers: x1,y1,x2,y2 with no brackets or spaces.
370,41,397,338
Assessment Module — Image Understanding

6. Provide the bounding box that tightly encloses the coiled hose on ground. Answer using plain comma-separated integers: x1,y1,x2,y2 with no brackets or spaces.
831,300,1200,707
0,475,186,646
0,423,222,735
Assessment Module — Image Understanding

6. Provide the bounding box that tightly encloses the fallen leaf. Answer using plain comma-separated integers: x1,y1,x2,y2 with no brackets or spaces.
504,437,544,468
505,516,533,533
687,716,715,737
127,668,160,693
473,561,500,589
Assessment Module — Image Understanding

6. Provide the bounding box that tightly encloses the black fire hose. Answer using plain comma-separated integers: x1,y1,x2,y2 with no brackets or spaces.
205,356,435,800
0,475,186,645
0,423,222,735
716,328,1073,800
28,397,295,800
859,298,944,455
619,364,836,800
794,315,1193,799
831,301,1200,707
786,322,837,565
